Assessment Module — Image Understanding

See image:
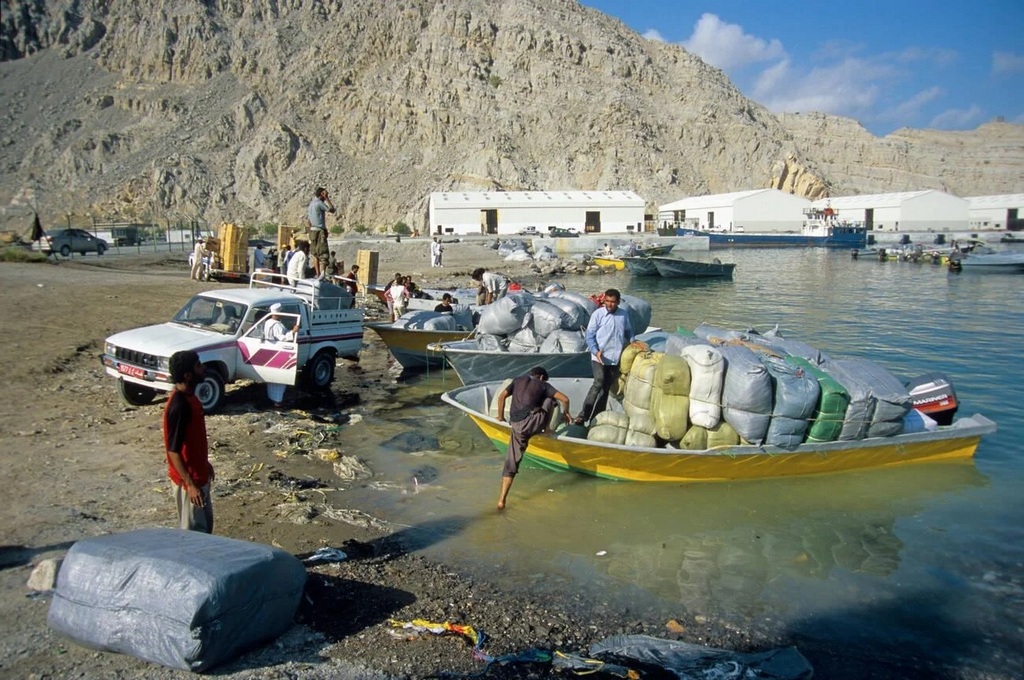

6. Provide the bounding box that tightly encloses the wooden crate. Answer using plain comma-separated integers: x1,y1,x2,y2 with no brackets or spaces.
356,249,379,287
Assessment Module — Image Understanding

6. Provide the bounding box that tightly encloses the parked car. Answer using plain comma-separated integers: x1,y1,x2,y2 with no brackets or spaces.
39,228,108,256
549,227,580,238
517,226,540,236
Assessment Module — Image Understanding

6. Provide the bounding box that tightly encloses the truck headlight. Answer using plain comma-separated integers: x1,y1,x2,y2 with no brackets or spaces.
105,342,117,356
157,356,170,372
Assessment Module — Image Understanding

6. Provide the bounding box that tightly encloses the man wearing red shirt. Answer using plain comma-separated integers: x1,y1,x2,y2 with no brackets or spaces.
163,350,215,533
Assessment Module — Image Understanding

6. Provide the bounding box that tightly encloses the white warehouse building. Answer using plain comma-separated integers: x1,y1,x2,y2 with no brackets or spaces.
427,191,646,237
966,194,1024,232
810,190,969,233
658,189,811,233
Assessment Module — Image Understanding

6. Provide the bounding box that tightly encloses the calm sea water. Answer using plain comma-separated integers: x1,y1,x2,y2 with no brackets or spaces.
332,248,1024,676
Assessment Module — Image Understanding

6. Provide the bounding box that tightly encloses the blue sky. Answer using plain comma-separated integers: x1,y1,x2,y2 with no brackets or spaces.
582,1,1024,136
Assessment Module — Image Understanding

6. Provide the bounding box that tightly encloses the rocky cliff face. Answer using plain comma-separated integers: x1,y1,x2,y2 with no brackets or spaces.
1,0,1020,232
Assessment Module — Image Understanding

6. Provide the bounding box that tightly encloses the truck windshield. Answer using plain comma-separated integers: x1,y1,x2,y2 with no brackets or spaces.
172,296,248,335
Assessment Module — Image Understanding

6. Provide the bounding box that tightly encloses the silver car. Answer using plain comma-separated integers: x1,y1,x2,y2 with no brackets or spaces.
42,228,109,257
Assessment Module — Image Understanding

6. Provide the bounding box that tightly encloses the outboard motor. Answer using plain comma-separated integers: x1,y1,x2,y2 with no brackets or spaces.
905,372,959,426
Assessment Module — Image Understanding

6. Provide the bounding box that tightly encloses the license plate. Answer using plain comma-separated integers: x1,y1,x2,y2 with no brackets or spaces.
118,364,146,379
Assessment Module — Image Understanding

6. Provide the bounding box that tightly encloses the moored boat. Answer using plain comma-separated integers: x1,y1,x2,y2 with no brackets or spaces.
365,321,474,370
958,247,1024,273
428,340,592,385
592,255,625,270
621,256,661,276
442,377,996,482
669,209,867,249
649,256,736,278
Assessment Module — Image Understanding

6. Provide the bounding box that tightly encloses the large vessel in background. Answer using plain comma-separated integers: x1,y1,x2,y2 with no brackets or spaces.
665,208,868,249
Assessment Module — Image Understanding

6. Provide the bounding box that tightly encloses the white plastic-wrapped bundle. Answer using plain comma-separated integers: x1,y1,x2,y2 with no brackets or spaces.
680,344,725,428
623,352,662,420
475,334,506,352
757,328,831,366
549,290,598,315
634,330,673,352
619,294,653,334
587,410,629,445
693,324,752,344
540,295,590,330
47,529,306,672
664,333,706,357
625,412,657,448
394,310,449,329
529,299,573,338
825,358,910,439
476,295,531,335
762,356,820,449
717,344,773,445
539,329,587,353
507,327,542,353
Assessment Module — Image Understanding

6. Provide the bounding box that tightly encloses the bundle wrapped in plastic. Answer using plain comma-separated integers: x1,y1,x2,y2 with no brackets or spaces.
623,352,662,419
679,344,725,429
625,412,657,448
587,410,629,445
476,295,532,335
528,299,573,338
619,294,653,335
693,323,753,345
549,290,597,315
539,329,587,353
825,358,911,439
47,529,306,673
394,310,457,330
679,420,741,449
650,353,691,441
717,344,773,445
474,334,506,352
507,326,542,353
664,333,707,357
788,356,849,443
762,356,820,449
758,327,831,366
634,330,673,352
539,294,590,330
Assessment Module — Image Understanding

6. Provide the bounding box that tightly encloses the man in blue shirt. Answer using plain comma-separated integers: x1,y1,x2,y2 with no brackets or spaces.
306,187,335,279
575,288,634,426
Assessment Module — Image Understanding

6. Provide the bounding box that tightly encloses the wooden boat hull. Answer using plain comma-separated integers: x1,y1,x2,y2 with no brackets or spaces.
442,378,996,483
365,322,473,369
649,256,736,278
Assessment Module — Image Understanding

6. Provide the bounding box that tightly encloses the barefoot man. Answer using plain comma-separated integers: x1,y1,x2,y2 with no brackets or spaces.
494,366,571,510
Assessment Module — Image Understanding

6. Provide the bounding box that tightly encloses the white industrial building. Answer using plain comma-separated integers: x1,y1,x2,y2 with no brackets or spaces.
810,190,969,233
427,191,646,236
658,189,811,233
966,194,1024,232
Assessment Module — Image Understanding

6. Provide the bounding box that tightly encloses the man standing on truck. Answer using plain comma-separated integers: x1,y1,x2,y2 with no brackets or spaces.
190,238,208,281
307,187,335,279
287,241,310,286
163,350,214,533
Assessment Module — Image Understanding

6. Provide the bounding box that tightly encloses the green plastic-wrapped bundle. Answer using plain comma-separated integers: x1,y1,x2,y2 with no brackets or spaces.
788,356,849,443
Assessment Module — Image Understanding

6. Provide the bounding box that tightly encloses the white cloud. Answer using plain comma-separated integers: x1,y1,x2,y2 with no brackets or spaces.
883,86,945,122
992,51,1024,76
642,29,665,43
752,56,889,118
929,105,984,130
682,13,785,71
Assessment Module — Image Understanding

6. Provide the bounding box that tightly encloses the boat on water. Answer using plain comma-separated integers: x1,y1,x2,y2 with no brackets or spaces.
592,256,626,270
649,256,736,278
365,321,474,370
621,256,661,276
441,377,996,482
670,209,867,249
958,246,1024,273
593,243,675,271
428,339,592,385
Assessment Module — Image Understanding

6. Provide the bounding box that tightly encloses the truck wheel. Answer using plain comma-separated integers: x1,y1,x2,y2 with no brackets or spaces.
304,351,336,391
97,243,106,255
117,379,157,406
60,244,71,257
194,371,225,413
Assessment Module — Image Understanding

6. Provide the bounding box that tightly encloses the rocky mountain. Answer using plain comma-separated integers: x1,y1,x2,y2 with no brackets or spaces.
1,0,1021,233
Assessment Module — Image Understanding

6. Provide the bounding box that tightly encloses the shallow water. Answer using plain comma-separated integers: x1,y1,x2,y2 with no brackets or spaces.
332,249,1024,675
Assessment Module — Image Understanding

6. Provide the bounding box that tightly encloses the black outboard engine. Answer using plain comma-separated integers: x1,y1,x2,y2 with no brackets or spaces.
905,372,959,426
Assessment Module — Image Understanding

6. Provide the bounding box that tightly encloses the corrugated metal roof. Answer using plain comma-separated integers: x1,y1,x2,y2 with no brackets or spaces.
431,190,645,208
965,194,1024,208
659,189,778,211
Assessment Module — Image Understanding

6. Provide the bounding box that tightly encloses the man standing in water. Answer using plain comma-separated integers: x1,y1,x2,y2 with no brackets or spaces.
574,288,634,426
163,350,214,533
494,366,571,510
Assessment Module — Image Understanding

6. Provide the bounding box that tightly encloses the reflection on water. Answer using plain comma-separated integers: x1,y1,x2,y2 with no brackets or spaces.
329,249,1023,675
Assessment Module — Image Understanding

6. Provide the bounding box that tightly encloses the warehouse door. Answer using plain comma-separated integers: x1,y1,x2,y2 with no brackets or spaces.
585,211,601,234
480,210,498,235
865,208,874,229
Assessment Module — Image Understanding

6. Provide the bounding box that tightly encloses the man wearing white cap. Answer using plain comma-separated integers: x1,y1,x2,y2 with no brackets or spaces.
264,303,299,407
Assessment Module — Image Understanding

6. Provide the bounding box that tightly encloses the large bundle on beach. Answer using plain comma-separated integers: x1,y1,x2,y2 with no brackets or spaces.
48,528,305,672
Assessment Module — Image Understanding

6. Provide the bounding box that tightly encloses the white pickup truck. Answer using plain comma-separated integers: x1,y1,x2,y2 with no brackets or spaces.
101,273,363,412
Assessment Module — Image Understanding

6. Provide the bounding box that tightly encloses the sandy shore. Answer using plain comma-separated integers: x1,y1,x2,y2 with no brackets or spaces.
0,242,955,679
